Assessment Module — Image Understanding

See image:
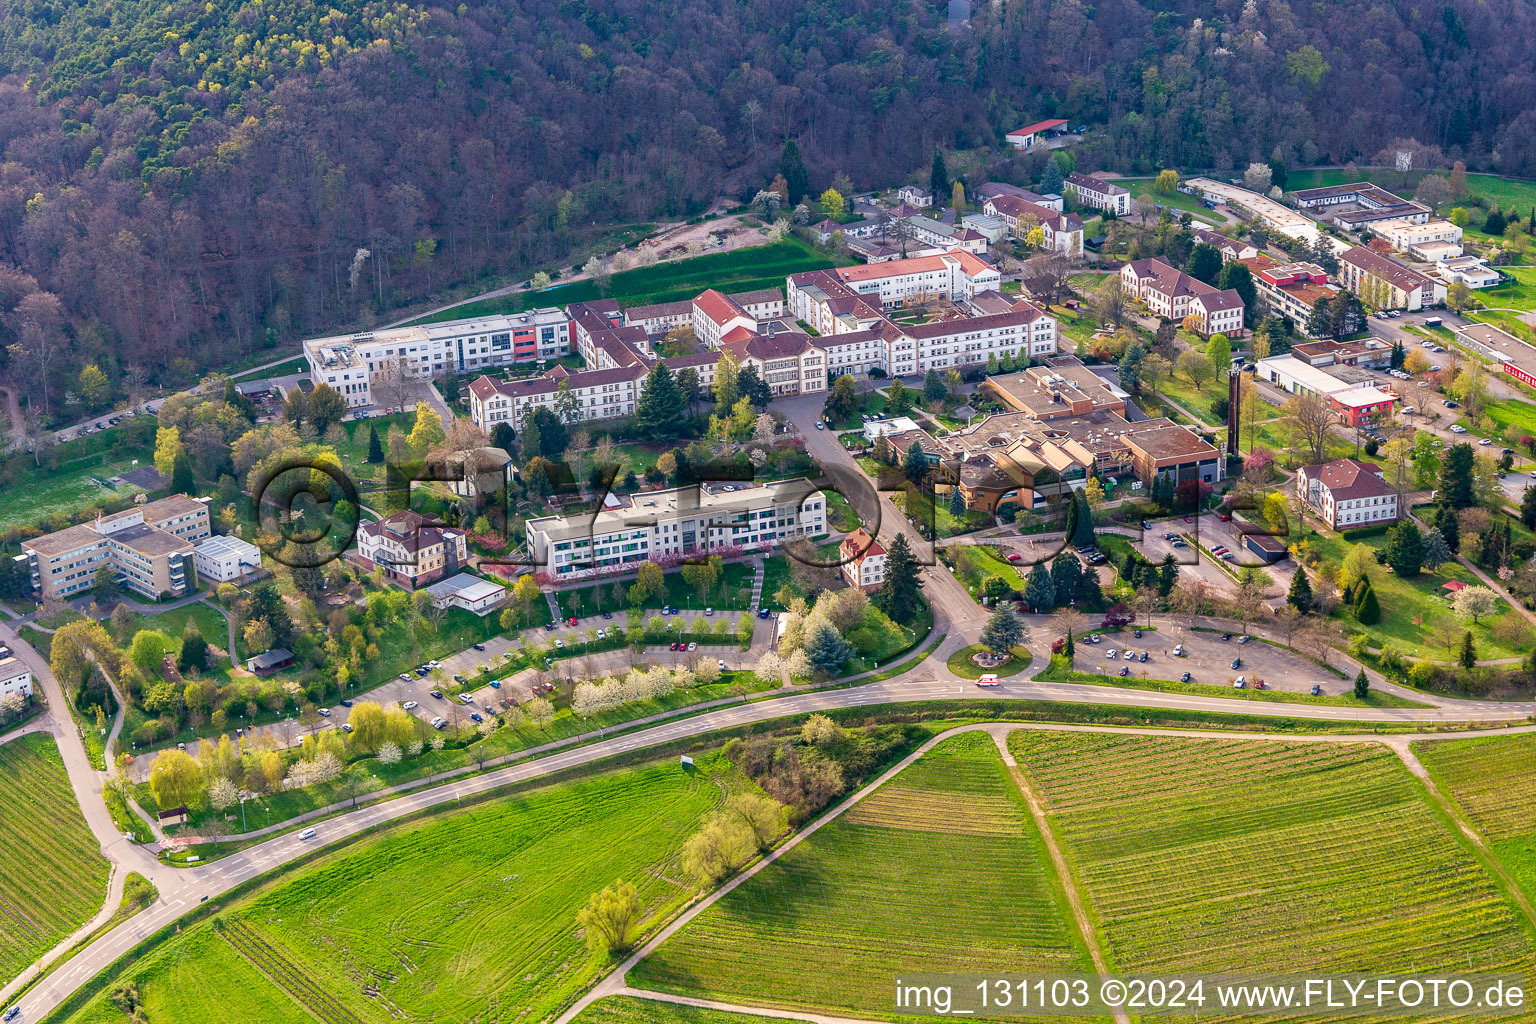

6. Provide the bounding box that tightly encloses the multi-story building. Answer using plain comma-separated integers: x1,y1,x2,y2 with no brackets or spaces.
466,363,647,433
1063,173,1132,215
1192,229,1261,262
839,528,887,593
1292,183,1431,230
1254,262,1339,335
524,479,827,580
354,510,469,590
981,195,1084,256
691,290,758,348
1119,258,1245,336
1296,459,1400,529
896,214,990,254
304,307,574,409
21,495,209,601
193,535,263,583
831,251,1001,307
0,656,32,700
1289,339,1393,370
1368,218,1462,255
1336,246,1446,310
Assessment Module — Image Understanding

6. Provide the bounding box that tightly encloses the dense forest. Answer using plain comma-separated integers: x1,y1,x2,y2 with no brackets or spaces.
0,0,1533,417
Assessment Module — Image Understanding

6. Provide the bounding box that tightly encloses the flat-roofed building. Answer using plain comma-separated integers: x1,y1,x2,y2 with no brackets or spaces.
1454,322,1536,391
1254,262,1339,335
194,535,263,583
423,572,507,615
525,479,827,581
303,307,574,409
1328,385,1399,426
1255,354,1353,397
0,657,33,700
21,495,208,601
1431,257,1501,289
1368,218,1462,255
1289,338,1393,369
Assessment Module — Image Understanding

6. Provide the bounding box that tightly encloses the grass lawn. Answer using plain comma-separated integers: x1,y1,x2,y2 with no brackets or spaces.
1300,529,1525,659
1037,654,1425,708
824,391,888,432
892,490,993,539
411,238,847,326
0,734,111,987
1117,179,1224,221
944,644,1030,678
67,753,757,1024
823,490,862,532
632,732,1095,1014
1416,733,1536,905
1011,731,1536,979
554,562,757,618
943,543,1024,596
0,425,157,533
1154,372,1221,423
111,602,233,656
1456,391,1536,446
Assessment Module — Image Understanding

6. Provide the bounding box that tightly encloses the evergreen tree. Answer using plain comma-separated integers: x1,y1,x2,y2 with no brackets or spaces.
779,141,810,205
929,148,948,200
1421,528,1451,570
923,369,946,404
980,604,1025,654
1353,668,1369,700
1287,565,1313,611
736,364,772,408
528,407,567,460
1074,565,1105,610
1216,261,1257,320
1066,489,1096,547
1384,521,1423,577
1184,243,1222,285
1520,484,1536,529
1306,296,1333,339
367,424,384,463
902,441,928,482
1024,562,1056,613
1440,443,1476,508
948,485,965,516
1389,339,1405,369
170,450,196,495
1459,630,1476,669
490,422,514,453
1158,552,1178,596
1433,501,1461,552
1041,157,1064,196
635,364,687,440
877,533,923,625
1354,579,1381,624
804,620,855,673
1484,209,1507,235
1050,554,1082,598
1063,629,1075,659
1119,341,1148,394
178,625,210,674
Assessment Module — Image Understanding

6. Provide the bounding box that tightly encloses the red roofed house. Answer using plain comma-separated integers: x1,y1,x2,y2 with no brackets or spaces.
1295,458,1400,530
355,510,469,589
982,195,1085,256
1005,119,1068,150
692,289,757,348
1442,580,1467,596
840,528,888,592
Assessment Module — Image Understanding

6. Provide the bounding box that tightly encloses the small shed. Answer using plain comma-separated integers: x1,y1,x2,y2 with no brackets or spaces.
1243,534,1288,563
157,806,189,827
245,648,295,676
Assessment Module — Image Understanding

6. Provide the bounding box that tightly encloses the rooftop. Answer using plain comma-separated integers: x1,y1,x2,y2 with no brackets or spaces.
424,572,506,603
526,477,825,544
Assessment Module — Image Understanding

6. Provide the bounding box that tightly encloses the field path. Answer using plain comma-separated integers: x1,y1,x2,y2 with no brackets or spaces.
614,988,885,1024
553,723,1005,1024
987,727,1131,1024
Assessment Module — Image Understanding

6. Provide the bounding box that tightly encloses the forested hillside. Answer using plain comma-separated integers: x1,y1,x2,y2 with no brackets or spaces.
0,0,1532,417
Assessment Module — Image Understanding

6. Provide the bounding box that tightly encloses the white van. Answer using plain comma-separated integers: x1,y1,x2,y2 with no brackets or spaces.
298,828,317,840
976,673,1000,687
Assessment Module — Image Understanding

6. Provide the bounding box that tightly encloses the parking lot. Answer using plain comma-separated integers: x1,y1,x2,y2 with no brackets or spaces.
1075,623,1339,694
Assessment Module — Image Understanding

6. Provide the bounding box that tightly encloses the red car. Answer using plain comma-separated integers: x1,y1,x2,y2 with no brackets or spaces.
568,617,578,626
1219,513,1232,522
1006,553,1022,563
1183,516,1193,523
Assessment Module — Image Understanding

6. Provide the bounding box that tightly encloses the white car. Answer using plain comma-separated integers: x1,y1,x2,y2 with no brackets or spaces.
1172,645,1184,656
317,708,331,717
1103,648,1118,658
1124,650,1137,660
1479,438,1493,446
402,700,419,710
1233,677,1247,689
1450,425,1468,434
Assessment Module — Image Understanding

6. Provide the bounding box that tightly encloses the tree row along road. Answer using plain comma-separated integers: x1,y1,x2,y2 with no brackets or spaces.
10,656,1536,1023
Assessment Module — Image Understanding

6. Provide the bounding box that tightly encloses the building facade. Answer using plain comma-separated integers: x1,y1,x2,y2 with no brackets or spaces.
525,479,827,580
839,528,887,593
1063,173,1132,215
1119,258,1245,336
354,510,469,589
22,496,209,601
1296,459,1400,529
1336,246,1446,310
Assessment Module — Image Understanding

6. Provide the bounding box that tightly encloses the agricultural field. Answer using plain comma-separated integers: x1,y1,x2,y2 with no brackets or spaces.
0,734,111,986
412,238,845,326
1009,732,1536,986
65,754,753,1024
1416,733,1536,904
1299,531,1526,659
632,732,1094,1016
574,997,816,1024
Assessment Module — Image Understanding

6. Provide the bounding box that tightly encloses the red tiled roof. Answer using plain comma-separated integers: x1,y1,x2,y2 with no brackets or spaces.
1008,119,1067,137
693,288,751,327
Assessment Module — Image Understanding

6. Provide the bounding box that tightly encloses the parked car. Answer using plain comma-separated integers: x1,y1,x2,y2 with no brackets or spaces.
1230,657,1242,669
815,421,825,430
717,659,726,671
1180,672,1192,683
317,708,331,717
1006,553,1022,563
398,673,413,681
489,680,501,689
1238,635,1252,644
1232,677,1247,689
568,617,578,626
1310,684,1323,696
704,607,714,616
554,638,565,648
430,690,443,699
458,693,474,705
431,717,446,730
1139,651,1148,663
1124,650,1136,660
602,611,613,620
758,608,771,619
1103,648,1119,658
1118,666,1130,676
472,642,486,651
469,712,483,723
342,723,353,733
402,700,418,710
687,642,698,652
340,699,353,707
1172,645,1184,657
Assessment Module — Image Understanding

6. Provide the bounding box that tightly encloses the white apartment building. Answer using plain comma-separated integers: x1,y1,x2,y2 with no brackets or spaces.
1369,218,1463,255
0,657,33,700
832,251,1001,307
1064,173,1132,215
981,195,1085,256
904,307,1059,371
193,535,262,583
839,529,887,593
21,495,209,601
525,479,827,579
304,307,573,409
1296,459,1400,530
1119,258,1245,336
1336,246,1447,311
467,363,646,433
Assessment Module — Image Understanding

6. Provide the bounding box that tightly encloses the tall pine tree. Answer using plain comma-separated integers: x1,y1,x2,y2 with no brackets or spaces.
635,364,686,440
877,532,923,625
1287,565,1313,611
367,424,384,463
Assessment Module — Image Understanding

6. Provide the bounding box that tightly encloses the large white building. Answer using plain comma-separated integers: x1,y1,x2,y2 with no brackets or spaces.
193,535,263,583
1119,258,1245,336
525,479,827,580
1064,173,1132,216
304,307,574,410
1296,459,1400,530
830,251,1001,307
0,657,32,700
